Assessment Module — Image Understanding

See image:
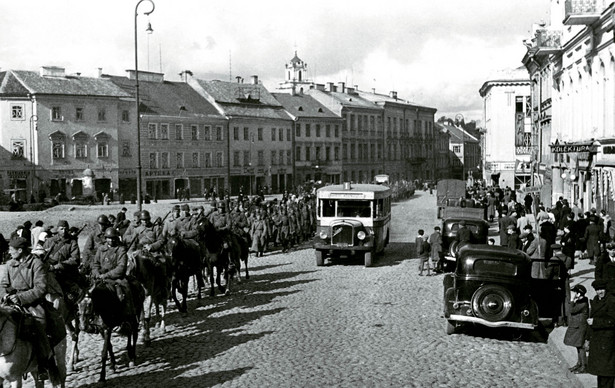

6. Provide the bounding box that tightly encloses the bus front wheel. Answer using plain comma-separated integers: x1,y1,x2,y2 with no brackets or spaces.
316,250,324,266
364,251,373,267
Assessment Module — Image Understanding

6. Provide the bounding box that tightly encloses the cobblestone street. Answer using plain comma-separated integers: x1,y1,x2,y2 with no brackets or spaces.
14,191,579,388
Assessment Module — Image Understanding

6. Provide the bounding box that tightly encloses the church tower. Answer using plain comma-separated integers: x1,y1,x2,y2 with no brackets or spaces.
278,51,314,94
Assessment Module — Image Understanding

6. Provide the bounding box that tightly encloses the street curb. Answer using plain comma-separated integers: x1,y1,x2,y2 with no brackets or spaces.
546,326,587,388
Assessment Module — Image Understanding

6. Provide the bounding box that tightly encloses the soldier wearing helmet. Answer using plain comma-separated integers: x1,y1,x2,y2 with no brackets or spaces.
82,214,112,274
122,210,142,247
129,210,165,263
91,227,136,317
43,220,81,306
175,204,192,235
162,204,181,239
208,200,231,232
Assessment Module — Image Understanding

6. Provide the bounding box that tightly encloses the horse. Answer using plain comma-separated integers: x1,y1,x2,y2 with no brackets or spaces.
0,305,67,388
225,230,250,282
78,279,145,382
128,251,170,345
196,220,231,297
165,236,204,313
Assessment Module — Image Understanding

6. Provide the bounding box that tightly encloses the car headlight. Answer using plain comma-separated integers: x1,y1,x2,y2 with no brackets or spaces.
319,231,328,239
357,231,366,240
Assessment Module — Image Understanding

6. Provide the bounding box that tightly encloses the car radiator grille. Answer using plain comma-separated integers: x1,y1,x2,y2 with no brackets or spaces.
332,224,354,246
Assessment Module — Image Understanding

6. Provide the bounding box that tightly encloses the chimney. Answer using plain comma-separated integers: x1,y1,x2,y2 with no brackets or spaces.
354,84,359,90
390,91,398,99
327,82,335,92
372,88,376,94
235,76,242,83
251,75,259,85
98,67,103,78
291,85,296,96
179,70,193,82
338,82,345,93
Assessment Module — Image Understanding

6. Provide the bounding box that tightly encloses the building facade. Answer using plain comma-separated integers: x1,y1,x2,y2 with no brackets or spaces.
479,68,532,190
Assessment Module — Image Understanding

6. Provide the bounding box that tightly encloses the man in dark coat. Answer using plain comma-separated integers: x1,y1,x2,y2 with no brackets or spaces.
498,208,516,247
456,220,472,246
587,279,615,387
585,215,603,265
596,243,615,288
564,284,589,373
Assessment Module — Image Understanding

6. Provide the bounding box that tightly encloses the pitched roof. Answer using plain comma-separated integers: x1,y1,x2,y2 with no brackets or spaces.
7,70,130,97
357,90,437,112
108,76,222,117
0,71,30,96
192,79,291,120
435,122,479,143
271,93,340,119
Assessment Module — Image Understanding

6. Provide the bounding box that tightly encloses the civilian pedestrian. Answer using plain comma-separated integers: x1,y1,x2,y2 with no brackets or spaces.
564,284,589,374
428,226,443,273
587,279,615,387
416,229,431,276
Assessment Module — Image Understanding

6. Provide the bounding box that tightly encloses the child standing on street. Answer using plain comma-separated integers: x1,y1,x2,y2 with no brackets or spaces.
428,226,443,273
417,229,431,276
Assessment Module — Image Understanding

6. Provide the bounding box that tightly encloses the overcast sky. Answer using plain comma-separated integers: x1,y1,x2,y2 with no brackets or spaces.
0,0,550,123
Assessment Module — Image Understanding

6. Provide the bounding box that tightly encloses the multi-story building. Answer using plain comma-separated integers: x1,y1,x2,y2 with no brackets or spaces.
436,125,452,180
272,92,343,186
436,120,481,182
277,51,315,95
0,66,132,201
108,70,228,199
357,90,437,183
523,0,615,211
479,67,532,190
307,83,385,183
188,75,294,195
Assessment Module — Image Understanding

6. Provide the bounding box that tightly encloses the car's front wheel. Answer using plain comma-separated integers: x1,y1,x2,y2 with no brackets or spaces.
471,284,514,322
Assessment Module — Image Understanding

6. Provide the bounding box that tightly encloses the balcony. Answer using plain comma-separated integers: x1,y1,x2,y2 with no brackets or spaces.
564,0,601,25
535,29,562,56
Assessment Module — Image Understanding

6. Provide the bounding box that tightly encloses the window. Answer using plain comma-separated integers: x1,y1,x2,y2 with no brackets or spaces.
11,104,24,120
192,125,199,140
326,125,331,137
216,151,223,167
296,124,301,137
257,150,264,166
271,150,277,165
257,128,263,141
161,152,169,169
280,128,284,141
296,146,301,161
11,140,25,159
149,152,157,169
233,151,240,167
306,124,311,137
243,151,250,166
75,107,84,121
316,146,321,161
204,152,212,168
97,108,106,122
75,142,87,159
176,152,184,168
335,125,340,137
453,145,461,153
326,147,331,161
97,142,108,158
306,146,311,161
122,141,131,157
175,124,183,140
51,106,62,121
160,124,169,139
203,126,211,141
121,110,130,122
286,150,291,165
50,132,66,160
335,147,340,160
192,152,199,168
316,124,321,137
148,123,157,139
234,127,239,141
271,128,276,141
216,126,223,141
243,127,249,141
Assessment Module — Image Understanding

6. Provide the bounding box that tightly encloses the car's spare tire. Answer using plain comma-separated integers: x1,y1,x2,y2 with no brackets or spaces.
449,240,460,257
471,284,514,322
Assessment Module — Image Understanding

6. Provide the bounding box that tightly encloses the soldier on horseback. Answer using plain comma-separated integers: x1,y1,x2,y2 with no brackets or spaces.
122,211,142,246
0,237,62,383
82,214,112,276
162,205,181,238
129,210,166,266
91,228,136,319
208,201,231,232
43,220,82,307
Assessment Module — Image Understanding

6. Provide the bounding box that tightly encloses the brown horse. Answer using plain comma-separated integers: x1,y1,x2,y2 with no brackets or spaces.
196,220,231,297
166,236,204,313
78,280,144,382
0,305,67,388
128,252,170,345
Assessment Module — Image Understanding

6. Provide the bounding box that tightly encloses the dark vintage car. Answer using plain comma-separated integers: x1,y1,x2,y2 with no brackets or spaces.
441,217,490,271
443,244,566,335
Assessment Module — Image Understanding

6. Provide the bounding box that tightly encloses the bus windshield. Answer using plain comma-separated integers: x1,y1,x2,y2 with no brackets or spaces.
321,199,372,218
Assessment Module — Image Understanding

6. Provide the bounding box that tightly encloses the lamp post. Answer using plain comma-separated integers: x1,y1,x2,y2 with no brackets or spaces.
135,0,155,212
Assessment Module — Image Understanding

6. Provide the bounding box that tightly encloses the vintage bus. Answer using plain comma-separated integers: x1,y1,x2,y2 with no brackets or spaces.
313,182,391,267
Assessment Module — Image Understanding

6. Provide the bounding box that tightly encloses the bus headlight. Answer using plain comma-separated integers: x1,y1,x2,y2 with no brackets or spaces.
357,231,366,240
319,231,328,239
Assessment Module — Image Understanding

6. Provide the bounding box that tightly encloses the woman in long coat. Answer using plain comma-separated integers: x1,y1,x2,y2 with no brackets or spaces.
564,284,589,373
587,279,615,387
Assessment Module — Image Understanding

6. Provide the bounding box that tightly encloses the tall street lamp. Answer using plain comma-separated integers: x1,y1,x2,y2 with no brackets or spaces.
29,114,38,200
135,0,155,212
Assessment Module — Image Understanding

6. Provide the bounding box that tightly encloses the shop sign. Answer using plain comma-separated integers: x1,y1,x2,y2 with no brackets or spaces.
119,169,136,176
603,146,615,155
7,170,29,179
550,143,597,153
145,170,172,177
515,146,533,155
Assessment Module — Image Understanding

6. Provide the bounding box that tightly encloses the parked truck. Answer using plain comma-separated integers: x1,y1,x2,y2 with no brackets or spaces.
436,179,485,220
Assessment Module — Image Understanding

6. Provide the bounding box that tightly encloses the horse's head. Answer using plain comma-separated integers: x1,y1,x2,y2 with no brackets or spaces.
166,236,181,256
77,293,95,333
